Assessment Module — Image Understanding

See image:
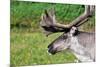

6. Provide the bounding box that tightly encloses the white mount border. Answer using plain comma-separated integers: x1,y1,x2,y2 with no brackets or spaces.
19,0,95,5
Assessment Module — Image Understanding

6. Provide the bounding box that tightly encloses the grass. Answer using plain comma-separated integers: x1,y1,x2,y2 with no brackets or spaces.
10,32,77,66
10,1,95,66
11,1,85,32
10,1,95,32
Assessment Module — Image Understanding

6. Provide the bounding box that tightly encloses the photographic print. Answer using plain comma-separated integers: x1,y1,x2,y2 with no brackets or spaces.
10,0,95,66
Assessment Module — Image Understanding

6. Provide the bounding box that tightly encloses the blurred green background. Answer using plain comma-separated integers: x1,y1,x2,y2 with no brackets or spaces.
10,1,95,66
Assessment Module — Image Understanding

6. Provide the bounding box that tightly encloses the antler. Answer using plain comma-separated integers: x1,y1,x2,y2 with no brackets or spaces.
68,5,90,27
69,5,95,27
40,8,68,28
40,8,68,36
40,5,94,36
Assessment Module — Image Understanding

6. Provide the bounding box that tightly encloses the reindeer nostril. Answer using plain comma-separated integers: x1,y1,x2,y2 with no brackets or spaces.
48,44,51,48
48,46,52,52
48,46,56,55
48,44,53,48
48,45,50,48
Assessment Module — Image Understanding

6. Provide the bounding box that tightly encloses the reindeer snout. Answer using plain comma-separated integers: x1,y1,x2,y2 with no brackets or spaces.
48,45,56,55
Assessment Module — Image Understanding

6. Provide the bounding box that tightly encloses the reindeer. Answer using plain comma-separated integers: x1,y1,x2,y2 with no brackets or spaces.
40,5,95,62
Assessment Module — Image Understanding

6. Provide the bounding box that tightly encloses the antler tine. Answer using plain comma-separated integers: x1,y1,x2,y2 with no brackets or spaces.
76,18,89,27
75,5,95,27
42,5,92,29
68,5,90,28
48,8,69,28
42,8,68,28
40,5,94,36
40,8,69,36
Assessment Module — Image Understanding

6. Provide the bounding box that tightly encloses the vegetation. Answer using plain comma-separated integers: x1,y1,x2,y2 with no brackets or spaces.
11,32,77,66
10,1,95,66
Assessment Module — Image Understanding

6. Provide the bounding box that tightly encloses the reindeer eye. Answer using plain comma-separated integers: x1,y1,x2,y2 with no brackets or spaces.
62,34,68,39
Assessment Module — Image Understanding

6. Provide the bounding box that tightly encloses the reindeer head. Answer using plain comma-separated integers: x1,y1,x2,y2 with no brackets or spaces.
48,26,78,54
40,5,94,55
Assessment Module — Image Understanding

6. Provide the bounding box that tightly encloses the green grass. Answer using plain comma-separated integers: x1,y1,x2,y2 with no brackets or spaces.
10,32,77,66
10,1,95,32
10,1,95,66
10,1,85,31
